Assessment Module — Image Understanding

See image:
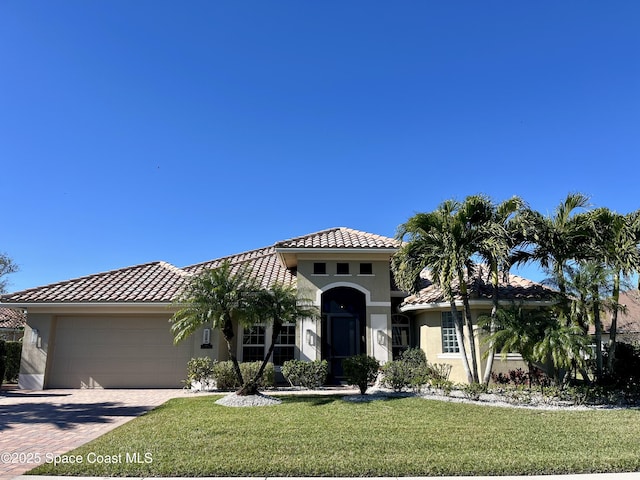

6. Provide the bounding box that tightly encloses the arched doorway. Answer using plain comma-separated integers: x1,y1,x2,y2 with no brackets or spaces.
321,287,366,383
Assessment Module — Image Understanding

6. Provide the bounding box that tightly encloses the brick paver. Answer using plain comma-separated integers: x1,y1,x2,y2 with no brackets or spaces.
0,388,185,479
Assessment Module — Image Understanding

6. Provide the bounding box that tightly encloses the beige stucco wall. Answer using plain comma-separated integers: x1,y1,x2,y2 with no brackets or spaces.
414,306,528,384
295,253,394,363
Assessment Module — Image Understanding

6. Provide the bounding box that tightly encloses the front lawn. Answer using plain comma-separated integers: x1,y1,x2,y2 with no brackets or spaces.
30,395,640,477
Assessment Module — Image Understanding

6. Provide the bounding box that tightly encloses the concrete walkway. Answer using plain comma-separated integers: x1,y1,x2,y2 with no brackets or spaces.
1,387,638,480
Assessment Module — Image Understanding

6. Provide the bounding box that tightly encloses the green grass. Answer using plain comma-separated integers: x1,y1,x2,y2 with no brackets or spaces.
30,395,640,477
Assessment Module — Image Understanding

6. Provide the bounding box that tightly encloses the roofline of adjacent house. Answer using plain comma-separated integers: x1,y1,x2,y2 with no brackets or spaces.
400,299,556,312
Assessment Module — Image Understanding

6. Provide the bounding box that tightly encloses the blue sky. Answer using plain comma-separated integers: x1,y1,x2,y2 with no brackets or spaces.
1,1,639,293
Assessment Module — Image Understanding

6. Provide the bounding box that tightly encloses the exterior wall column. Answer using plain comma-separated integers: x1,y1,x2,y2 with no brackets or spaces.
18,314,54,390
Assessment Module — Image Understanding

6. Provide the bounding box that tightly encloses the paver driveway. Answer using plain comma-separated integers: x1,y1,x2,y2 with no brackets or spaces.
0,388,184,480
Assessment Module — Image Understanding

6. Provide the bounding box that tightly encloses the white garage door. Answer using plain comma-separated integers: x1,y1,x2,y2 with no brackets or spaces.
48,316,193,388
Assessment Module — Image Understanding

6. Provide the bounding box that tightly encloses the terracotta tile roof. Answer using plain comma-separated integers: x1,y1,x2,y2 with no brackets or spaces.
0,228,396,305
276,227,400,249
601,290,640,334
0,307,26,329
183,246,296,289
0,261,188,304
402,264,556,307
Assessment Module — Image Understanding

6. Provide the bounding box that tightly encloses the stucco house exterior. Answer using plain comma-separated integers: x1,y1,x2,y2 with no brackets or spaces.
0,227,555,389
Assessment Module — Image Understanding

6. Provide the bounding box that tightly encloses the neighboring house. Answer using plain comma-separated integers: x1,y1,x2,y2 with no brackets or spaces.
0,227,555,389
0,307,25,341
597,290,640,344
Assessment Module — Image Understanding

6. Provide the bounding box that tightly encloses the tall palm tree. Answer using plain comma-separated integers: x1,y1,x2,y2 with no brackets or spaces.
513,193,591,296
238,283,318,395
586,208,640,372
393,199,482,383
465,195,525,384
558,261,612,380
170,260,260,389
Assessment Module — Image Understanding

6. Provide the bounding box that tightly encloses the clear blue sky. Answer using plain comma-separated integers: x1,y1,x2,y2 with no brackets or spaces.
1,1,639,293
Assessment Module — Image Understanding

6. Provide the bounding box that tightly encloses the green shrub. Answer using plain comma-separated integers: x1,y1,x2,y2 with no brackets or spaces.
343,354,380,394
399,347,427,367
381,360,412,392
212,361,238,390
4,341,21,382
240,361,275,389
381,350,448,393
0,340,5,388
185,357,216,390
431,378,454,395
211,361,275,391
461,382,488,401
281,359,328,389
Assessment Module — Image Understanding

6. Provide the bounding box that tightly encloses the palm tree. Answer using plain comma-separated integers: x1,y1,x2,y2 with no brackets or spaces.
465,195,525,384
585,208,640,372
170,260,260,390
513,193,591,296
556,261,612,381
393,199,481,383
479,305,547,370
238,283,318,395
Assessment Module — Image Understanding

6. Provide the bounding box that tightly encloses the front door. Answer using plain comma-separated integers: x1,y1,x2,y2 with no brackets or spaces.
327,314,360,380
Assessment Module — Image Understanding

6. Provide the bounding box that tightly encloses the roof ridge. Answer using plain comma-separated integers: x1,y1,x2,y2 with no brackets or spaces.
275,227,343,246
158,261,192,277
182,245,276,270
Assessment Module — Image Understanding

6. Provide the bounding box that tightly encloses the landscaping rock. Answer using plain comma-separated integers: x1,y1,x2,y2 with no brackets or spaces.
215,392,282,407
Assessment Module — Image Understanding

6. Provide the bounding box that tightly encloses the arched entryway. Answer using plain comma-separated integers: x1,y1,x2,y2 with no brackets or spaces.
321,286,366,383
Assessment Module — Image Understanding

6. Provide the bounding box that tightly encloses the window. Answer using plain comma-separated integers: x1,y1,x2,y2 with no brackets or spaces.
441,311,460,353
359,263,373,275
273,323,296,366
336,262,349,275
242,325,265,362
391,314,410,359
313,262,326,275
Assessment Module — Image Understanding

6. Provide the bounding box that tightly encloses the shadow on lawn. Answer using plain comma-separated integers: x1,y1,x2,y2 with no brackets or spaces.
279,395,342,406
0,401,153,431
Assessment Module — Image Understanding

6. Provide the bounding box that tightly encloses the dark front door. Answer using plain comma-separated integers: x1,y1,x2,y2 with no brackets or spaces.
327,313,360,380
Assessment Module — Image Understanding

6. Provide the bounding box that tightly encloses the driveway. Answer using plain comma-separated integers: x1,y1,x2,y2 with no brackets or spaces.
0,388,184,480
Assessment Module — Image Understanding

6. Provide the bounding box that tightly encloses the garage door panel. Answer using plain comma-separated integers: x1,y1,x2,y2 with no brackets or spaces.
48,316,193,388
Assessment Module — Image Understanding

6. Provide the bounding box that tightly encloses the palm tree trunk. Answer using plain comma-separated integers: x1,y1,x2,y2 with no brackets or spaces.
592,285,603,381
607,272,621,373
450,300,473,384
222,315,244,387
239,322,282,396
482,263,499,385
459,277,480,383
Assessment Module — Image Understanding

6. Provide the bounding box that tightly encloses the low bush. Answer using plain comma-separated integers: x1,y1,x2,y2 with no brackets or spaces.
381,349,451,393
461,382,488,401
196,360,276,391
4,341,21,382
281,359,328,389
185,357,216,390
0,340,5,388
240,361,275,389
343,354,380,394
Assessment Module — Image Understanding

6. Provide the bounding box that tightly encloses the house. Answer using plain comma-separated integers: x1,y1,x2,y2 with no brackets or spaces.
0,307,26,341
0,227,555,389
597,289,640,344
400,265,556,382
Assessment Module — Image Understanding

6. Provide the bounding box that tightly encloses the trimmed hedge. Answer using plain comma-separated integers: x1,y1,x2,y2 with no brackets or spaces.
281,359,328,389
4,341,22,382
